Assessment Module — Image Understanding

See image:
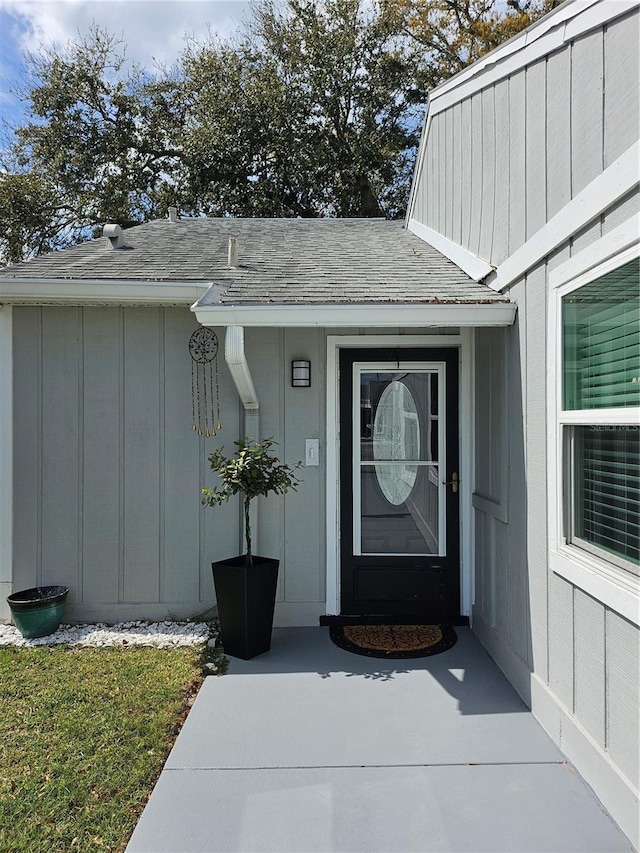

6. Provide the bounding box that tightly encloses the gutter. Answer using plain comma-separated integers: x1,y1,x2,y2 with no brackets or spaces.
193,301,516,328
0,277,212,306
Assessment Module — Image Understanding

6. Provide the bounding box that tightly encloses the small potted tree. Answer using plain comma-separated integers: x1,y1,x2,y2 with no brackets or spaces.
202,437,302,659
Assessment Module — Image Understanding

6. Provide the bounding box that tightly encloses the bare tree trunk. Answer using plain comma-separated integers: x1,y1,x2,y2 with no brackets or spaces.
244,496,253,567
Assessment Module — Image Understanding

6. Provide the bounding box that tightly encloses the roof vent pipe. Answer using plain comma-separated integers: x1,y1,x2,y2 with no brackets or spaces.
228,237,239,268
168,207,178,223
103,224,126,250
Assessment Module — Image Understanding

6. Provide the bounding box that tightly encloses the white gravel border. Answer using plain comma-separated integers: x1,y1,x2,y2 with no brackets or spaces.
0,620,213,648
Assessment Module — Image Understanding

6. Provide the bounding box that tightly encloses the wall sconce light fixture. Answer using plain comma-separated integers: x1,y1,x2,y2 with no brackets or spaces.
291,360,311,387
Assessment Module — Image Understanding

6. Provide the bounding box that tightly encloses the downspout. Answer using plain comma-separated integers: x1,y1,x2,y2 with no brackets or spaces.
224,325,260,554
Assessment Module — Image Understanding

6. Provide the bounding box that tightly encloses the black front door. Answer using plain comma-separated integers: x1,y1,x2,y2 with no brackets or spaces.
339,348,460,619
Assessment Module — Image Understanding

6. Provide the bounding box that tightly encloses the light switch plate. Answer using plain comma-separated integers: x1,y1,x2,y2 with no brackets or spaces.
305,439,319,466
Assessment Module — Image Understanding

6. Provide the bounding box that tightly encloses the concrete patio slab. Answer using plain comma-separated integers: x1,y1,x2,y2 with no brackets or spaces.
126,627,633,853
126,764,630,853
165,662,561,769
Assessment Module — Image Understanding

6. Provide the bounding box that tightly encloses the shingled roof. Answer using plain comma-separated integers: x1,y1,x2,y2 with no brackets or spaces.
0,217,508,306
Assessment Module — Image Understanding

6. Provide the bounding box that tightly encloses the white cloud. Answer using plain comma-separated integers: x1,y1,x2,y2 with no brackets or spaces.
1,0,252,72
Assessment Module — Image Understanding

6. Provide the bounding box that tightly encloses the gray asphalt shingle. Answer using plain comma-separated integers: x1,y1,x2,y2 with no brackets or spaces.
1,217,507,305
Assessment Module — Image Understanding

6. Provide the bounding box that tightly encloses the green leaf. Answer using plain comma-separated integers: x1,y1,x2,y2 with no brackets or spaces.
203,436,303,556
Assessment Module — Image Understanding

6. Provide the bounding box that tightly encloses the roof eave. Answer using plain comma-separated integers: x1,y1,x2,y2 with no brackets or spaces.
0,277,212,306
191,302,516,328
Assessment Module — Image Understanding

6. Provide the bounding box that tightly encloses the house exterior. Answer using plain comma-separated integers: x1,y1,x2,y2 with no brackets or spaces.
0,0,637,844
404,0,639,844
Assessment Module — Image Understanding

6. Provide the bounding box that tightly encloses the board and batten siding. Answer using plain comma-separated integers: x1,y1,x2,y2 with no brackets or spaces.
411,8,640,267
12,308,326,625
472,225,640,837
447,7,640,840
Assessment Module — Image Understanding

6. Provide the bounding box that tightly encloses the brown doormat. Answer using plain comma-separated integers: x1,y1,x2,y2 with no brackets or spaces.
329,623,457,659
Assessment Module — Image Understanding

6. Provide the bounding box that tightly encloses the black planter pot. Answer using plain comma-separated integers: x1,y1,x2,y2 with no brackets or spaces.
212,555,279,660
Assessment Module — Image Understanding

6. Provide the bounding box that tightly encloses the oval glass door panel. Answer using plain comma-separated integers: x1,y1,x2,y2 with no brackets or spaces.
359,371,440,555
373,381,419,504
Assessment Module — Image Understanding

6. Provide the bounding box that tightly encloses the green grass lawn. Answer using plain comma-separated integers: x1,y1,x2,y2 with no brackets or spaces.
0,645,206,853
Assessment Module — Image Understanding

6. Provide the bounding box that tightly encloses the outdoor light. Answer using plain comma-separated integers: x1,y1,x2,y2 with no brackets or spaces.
291,360,311,387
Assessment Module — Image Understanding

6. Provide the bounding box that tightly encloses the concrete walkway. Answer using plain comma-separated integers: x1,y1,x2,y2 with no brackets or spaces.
126,627,632,852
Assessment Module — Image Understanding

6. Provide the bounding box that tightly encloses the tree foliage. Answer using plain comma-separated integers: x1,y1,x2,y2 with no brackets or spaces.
0,172,62,263
202,437,302,564
179,0,427,218
1,25,187,259
0,0,553,265
385,0,560,85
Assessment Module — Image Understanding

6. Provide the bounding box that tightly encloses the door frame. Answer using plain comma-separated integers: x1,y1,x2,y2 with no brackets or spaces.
325,332,475,619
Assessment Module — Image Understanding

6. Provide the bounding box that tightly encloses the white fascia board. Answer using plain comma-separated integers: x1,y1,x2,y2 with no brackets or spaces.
405,105,432,226
491,141,640,292
0,277,211,305
427,0,632,117
548,214,640,288
407,219,494,281
193,302,516,328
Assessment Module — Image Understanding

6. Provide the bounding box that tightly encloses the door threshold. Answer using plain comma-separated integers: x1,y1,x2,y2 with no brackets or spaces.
319,614,469,627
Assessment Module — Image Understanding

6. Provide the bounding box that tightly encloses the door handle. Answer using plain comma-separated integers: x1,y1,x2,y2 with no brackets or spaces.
443,472,459,493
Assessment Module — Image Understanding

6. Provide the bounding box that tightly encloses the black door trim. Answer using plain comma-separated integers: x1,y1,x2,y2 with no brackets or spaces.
339,347,460,619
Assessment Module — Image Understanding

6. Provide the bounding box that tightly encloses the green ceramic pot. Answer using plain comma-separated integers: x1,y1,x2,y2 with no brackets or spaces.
7,586,69,639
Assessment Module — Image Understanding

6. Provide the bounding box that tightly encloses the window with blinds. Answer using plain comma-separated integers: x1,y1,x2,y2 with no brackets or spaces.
563,258,640,410
561,257,640,572
570,426,639,571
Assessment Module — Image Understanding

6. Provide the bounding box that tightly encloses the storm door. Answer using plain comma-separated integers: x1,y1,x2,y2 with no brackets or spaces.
339,348,460,618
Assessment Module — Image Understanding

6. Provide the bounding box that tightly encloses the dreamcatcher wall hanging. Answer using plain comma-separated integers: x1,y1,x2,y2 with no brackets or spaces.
189,328,222,436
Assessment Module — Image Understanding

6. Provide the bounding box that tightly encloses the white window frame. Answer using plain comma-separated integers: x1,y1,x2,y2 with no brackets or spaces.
547,220,640,627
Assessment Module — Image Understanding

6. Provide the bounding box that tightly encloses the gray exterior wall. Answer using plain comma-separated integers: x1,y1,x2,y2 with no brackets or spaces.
410,3,640,842
411,8,639,267
12,308,326,626
12,309,452,627
473,232,639,826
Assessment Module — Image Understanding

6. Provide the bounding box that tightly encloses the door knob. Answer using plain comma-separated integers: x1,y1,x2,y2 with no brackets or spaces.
443,472,459,493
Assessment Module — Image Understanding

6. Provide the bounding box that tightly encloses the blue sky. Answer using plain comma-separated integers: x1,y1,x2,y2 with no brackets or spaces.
0,0,252,129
